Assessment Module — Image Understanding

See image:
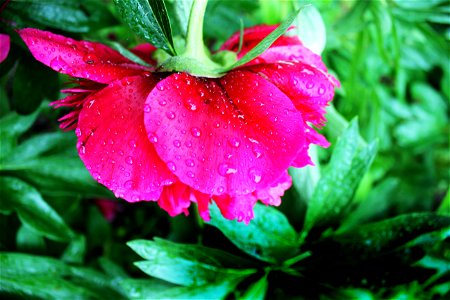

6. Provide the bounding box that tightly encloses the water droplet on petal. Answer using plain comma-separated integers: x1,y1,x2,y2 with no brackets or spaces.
228,137,240,148
167,161,176,172
173,140,181,148
159,99,167,106
185,159,195,167
217,186,225,194
79,145,86,155
166,111,175,120
75,128,82,137
148,132,158,143
125,156,133,165
318,85,326,95
129,140,137,148
191,127,201,137
218,163,237,176
248,167,262,183
144,104,151,113
252,144,264,158
124,180,134,189
185,140,192,148
306,82,314,89
187,171,195,178
83,53,97,65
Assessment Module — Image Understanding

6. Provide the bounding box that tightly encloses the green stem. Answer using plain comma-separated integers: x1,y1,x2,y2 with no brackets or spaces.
184,0,210,61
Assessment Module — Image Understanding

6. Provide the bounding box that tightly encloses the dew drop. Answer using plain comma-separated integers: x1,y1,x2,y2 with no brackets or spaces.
159,99,167,106
75,128,82,137
84,53,97,65
129,140,137,148
228,137,240,148
148,133,158,143
218,163,237,176
185,159,195,167
157,85,164,91
167,161,176,172
191,127,201,137
124,180,134,189
173,140,181,148
318,85,326,95
187,171,195,178
248,167,262,183
252,144,264,158
217,186,225,194
144,104,151,113
185,140,192,148
306,82,314,89
125,156,133,165
79,145,86,155
166,111,175,120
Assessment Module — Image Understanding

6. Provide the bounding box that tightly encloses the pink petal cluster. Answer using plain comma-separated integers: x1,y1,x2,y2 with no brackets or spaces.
19,25,338,224
0,33,10,63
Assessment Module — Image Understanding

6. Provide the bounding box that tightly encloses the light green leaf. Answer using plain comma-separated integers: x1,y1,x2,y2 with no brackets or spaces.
173,0,193,36
293,4,326,54
239,274,268,300
209,203,298,263
128,239,255,286
0,177,74,241
302,120,377,238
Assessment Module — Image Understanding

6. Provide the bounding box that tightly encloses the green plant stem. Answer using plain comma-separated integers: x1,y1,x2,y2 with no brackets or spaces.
184,0,210,62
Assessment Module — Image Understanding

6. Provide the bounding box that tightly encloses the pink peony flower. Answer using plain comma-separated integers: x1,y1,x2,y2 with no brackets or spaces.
19,25,338,224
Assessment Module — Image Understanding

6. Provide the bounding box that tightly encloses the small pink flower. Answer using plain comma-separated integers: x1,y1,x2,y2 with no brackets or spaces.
19,25,338,224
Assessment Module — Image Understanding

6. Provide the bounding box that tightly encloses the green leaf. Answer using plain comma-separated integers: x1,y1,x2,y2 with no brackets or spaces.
119,279,175,299
173,0,194,36
128,239,255,286
104,41,151,67
293,4,326,55
302,120,377,238
331,213,450,260
209,203,298,263
0,110,39,160
6,0,115,33
0,252,70,277
5,131,75,163
0,275,97,300
121,278,241,300
6,156,112,198
114,0,175,55
239,274,268,300
0,177,74,241
62,234,87,264
16,225,46,253
222,9,301,71
12,57,58,115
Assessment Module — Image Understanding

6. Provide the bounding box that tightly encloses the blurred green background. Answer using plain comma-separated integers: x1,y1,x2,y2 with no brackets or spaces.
0,0,449,299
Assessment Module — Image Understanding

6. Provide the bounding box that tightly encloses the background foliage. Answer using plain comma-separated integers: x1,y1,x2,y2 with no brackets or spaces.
0,0,449,299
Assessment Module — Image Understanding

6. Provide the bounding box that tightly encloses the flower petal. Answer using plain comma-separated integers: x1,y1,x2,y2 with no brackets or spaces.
131,43,157,65
158,182,191,216
249,62,336,127
18,28,149,84
144,71,304,197
0,34,10,63
214,193,257,224
76,75,176,202
254,171,292,206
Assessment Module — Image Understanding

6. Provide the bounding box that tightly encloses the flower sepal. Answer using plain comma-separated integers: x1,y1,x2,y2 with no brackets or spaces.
157,55,225,78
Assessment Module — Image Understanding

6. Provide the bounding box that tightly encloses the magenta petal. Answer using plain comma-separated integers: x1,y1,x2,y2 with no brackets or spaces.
76,75,176,202
18,28,149,84
0,34,10,63
249,62,337,128
144,72,304,197
158,182,192,216
214,193,257,224
255,171,292,206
